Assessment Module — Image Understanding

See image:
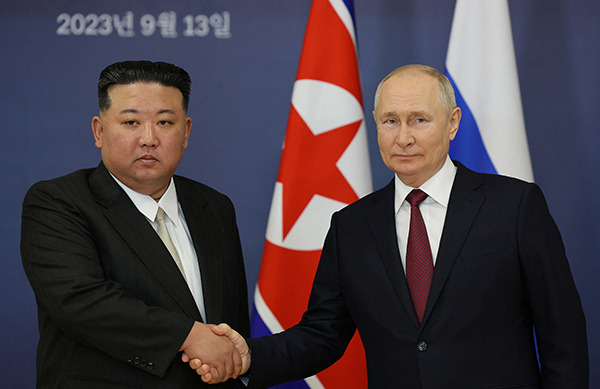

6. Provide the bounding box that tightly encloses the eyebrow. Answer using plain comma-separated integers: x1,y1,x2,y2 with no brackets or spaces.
119,109,139,114
380,110,428,117
410,110,428,117
118,109,176,115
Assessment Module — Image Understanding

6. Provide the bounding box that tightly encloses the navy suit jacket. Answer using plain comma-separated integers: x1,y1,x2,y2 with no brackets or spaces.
21,162,250,388
247,161,588,389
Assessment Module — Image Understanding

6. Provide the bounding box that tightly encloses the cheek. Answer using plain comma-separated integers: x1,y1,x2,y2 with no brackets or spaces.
163,134,186,150
106,136,136,153
159,137,187,163
425,134,449,159
377,131,393,151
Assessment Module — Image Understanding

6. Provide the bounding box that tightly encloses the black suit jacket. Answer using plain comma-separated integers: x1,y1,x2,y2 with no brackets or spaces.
21,162,250,388
247,161,588,389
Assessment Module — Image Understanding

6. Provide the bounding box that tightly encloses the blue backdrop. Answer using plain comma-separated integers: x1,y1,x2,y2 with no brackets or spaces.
1,1,598,387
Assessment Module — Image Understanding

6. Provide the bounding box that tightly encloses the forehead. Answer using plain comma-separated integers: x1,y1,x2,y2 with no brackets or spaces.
106,82,184,110
378,73,441,112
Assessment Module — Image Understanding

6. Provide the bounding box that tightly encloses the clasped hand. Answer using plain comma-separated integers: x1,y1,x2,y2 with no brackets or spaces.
180,322,250,383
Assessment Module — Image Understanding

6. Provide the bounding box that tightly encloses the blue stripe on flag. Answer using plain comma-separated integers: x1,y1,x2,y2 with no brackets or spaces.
341,0,354,17
250,307,311,389
250,307,272,338
270,379,310,389
445,71,497,175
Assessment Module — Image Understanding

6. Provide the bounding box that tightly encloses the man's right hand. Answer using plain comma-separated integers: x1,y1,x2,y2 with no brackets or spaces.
179,321,242,383
185,323,251,383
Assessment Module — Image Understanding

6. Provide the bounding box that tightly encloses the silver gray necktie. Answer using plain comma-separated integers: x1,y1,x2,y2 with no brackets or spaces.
155,207,187,281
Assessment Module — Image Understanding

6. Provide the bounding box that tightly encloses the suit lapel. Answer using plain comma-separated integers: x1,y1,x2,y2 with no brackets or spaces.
367,180,421,327
421,162,484,326
175,178,224,325
89,163,201,320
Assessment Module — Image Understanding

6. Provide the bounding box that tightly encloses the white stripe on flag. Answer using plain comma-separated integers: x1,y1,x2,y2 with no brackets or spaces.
446,0,534,181
253,286,284,334
329,0,356,45
254,287,325,389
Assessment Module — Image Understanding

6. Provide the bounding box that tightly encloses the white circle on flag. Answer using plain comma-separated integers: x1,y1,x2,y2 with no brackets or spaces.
265,79,372,251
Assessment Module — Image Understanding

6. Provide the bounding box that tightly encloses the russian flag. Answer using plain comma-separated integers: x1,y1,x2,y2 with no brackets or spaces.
445,0,534,181
250,0,371,387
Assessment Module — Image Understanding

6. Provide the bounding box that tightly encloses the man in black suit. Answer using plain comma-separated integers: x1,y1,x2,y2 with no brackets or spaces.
191,64,588,388
21,60,249,388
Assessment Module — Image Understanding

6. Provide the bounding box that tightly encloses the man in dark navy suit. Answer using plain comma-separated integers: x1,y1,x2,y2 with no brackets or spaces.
190,64,588,388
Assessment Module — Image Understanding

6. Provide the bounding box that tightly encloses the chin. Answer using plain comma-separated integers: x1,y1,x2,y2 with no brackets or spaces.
391,164,420,176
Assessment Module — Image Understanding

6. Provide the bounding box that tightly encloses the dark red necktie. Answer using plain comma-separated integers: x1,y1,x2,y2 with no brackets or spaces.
405,189,434,324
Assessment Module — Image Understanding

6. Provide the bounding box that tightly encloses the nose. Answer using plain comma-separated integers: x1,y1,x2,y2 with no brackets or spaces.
139,124,158,148
395,125,414,148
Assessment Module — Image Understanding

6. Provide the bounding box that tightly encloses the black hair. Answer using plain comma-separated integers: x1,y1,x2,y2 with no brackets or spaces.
97,60,191,112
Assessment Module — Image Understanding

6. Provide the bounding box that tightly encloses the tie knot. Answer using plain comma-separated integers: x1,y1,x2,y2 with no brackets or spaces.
155,207,166,223
406,189,428,207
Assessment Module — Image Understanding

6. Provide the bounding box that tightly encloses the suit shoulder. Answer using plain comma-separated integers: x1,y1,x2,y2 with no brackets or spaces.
335,183,392,217
28,167,95,187
457,163,539,193
25,167,96,199
173,175,235,208
480,171,530,185
479,172,540,196
173,175,227,197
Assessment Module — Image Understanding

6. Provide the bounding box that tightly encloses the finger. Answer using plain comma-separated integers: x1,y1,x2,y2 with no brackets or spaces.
232,348,242,378
201,363,211,374
190,358,202,369
201,372,213,383
211,323,230,336
193,363,208,375
209,367,220,382
219,359,233,382
181,352,190,363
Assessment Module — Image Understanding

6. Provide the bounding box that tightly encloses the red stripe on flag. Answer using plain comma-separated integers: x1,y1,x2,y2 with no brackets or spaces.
317,332,367,388
296,0,362,103
254,0,369,387
258,241,321,329
259,242,368,389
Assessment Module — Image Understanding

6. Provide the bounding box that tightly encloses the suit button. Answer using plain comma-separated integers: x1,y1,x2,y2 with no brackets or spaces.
126,355,133,363
134,356,140,365
417,341,428,352
147,362,154,370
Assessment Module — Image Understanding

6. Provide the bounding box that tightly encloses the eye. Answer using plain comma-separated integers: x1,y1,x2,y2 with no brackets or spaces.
123,120,138,126
157,120,172,126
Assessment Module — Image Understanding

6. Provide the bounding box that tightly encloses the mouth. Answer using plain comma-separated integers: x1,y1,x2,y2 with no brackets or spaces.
137,154,158,163
393,154,417,159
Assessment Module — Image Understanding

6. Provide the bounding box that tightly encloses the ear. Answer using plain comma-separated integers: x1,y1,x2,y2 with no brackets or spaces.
448,107,461,141
182,117,192,149
91,116,103,149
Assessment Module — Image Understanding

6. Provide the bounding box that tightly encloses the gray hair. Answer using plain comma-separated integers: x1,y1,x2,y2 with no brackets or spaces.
373,64,456,115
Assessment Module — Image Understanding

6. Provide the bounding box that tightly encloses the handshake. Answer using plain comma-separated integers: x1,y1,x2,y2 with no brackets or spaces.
179,322,250,384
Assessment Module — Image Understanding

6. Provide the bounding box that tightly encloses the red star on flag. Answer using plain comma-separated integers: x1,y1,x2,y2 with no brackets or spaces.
277,104,361,239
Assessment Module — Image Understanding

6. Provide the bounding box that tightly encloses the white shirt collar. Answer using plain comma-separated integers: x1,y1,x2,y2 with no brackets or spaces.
394,155,457,214
110,175,181,226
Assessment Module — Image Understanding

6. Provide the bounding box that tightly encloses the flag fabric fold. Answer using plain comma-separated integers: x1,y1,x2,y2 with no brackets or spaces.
251,0,371,387
445,0,534,182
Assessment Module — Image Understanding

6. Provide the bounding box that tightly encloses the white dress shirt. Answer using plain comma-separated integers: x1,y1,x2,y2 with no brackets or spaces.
394,156,457,273
111,175,207,321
